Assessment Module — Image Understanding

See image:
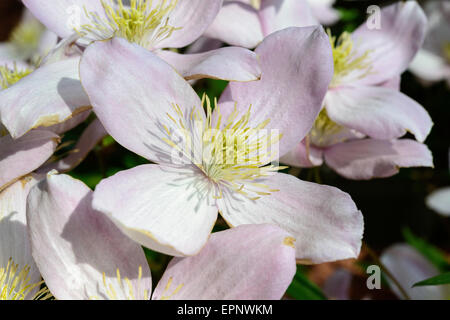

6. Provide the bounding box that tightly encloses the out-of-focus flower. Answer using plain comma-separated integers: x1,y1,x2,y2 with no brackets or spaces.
80,27,363,264
308,0,339,25
426,149,450,217
27,172,296,300
0,9,57,66
381,244,450,300
0,175,51,300
281,1,434,180
204,0,318,49
22,0,261,82
409,1,450,85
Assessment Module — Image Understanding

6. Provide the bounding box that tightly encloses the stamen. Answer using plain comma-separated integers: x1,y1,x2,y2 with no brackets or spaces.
0,64,33,89
160,277,183,300
79,0,180,47
163,94,286,200
9,18,44,52
328,30,373,87
309,108,345,147
0,258,51,300
92,265,150,300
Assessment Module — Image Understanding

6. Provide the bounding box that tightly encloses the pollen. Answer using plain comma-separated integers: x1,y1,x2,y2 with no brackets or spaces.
91,266,150,300
79,0,180,47
0,258,52,300
162,95,286,201
0,64,33,89
328,30,373,87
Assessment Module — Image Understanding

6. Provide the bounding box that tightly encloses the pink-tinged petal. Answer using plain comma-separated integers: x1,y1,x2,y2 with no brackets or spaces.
322,269,352,300
204,1,263,49
157,47,261,81
280,139,323,168
0,176,42,299
259,0,318,35
27,172,151,300
219,26,333,157
426,187,450,217
381,244,449,300
351,1,427,85
0,130,59,191
0,57,91,139
409,50,450,83
325,86,432,143
186,36,224,54
324,139,433,180
39,119,107,174
378,75,401,91
39,33,83,67
44,110,91,136
152,224,296,300
22,0,106,39
308,0,339,25
93,164,218,257
36,30,59,59
155,0,223,49
80,38,203,164
217,172,363,263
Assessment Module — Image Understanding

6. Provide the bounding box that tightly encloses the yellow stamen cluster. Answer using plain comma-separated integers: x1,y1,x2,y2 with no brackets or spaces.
0,64,33,89
309,108,344,147
9,19,44,52
0,258,51,300
329,30,373,87
159,277,183,300
249,0,261,10
80,0,179,47
92,266,150,300
163,95,285,200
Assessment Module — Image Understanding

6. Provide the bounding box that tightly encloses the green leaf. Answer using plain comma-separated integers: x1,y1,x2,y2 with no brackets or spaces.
402,228,450,272
286,267,327,300
413,272,450,287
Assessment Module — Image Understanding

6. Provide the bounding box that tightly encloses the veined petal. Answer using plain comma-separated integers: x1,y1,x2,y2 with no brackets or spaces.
157,47,261,82
219,26,333,157
152,224,296,300
216,172,363,263
92,164,219,257
80,37,203,165
280,139,323,168
27,172,152,300
325,86,432,143
0,57,91,139
155,0,223,49
324,139,433,180
351,1,427,85
0,130,59,191
204,1,263,49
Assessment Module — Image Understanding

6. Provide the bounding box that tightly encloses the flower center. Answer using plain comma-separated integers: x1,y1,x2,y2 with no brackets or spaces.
0,258,51,300
163,95,285,200
309,107,344,147
0,64,33,89
9,19,44,53
249,0,261,10
80,0,179,47
91,266,150,300
329,30,373,87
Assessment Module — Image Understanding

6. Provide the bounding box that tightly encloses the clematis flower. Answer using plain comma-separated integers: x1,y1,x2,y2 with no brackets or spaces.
0,9,57,66
0,34,91,139
27,172,296,300
80,26,363,264
22,0,261,82
308,0,339,25
0,173,52,300
409,1,450,84
204,0,318,49
381,244,450,300
281,1,434,180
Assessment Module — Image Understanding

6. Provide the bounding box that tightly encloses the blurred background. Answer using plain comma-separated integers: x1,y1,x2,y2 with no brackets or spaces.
1,0,449,299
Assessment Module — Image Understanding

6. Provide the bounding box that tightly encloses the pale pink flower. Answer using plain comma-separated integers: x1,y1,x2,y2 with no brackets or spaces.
281,1,434,180
426,149,450,217
79,26,363,263
409,1,450,84
27,172,296,300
